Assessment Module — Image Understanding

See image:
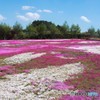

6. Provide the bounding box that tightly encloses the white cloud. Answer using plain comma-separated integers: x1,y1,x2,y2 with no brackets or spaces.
0,14,6,21
26,12,40,19
17,12,40,21
43,9,52,13
80,16,91,23
22,6,34,10
37,9,52,13
17,15,28,21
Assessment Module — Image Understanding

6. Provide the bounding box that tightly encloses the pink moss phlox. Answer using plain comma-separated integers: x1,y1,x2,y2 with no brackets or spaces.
59,95,95,100
50,81,74,90
0,66,11,72
0,72,6,77
31,80,37,86
23,69,30,73
0,66,14,76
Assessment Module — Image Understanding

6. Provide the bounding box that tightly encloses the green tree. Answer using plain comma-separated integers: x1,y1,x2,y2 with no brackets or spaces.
96,29,100,38
50,24,61,38
31,20,62,39
0,23,11,39
57,21,70,38
12,22,24,39
70,24,81,38
36,23,47,38
25,24,38,38
87,27,95,37
62,21,70,33
70,24,81,34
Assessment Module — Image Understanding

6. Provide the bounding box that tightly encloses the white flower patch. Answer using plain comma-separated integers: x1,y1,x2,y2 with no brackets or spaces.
0,62,83,99
3,52,46,65
46,42,61,44
0,41,26,47
0,42,10,46
27,62,83,81
68,45,100,54
51,51,61,54
79,41,98,44
57,56,75,59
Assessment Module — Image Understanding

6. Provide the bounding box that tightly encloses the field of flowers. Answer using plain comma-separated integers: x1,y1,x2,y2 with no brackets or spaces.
0,39,100,99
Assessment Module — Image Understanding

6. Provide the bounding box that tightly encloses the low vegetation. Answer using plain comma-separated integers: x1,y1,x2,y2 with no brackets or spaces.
0,39,100,99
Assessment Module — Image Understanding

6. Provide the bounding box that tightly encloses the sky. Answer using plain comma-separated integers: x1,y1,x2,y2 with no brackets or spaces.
0,0,100,32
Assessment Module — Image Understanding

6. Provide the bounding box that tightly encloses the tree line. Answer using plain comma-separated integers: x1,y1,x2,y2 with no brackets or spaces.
0,20,100,39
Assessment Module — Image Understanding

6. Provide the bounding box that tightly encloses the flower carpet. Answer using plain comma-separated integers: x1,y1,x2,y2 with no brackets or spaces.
0,39,100,99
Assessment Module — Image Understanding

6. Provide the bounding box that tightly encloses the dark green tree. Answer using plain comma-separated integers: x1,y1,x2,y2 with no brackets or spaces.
36,23,47,38
0,23,11,39
96,29,100,38
31,20,62,39
12,22,24,39
87,27,95,37
25,24,38,39
57,21,70,38
70,24,81,38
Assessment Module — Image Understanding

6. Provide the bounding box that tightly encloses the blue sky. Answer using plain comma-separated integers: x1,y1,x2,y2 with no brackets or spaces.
0,0,100,32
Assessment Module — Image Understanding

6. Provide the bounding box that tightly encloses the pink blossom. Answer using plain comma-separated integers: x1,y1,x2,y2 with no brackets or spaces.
50,81,74,90
23,69,30,73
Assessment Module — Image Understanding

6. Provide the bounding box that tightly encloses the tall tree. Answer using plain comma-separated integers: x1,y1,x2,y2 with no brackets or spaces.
0,23,11,39
57,21,70,38
12,22,24,39
87,27,95,37
70,24,81,38
70,24,81,34
96,29,100,38
25,24,37,38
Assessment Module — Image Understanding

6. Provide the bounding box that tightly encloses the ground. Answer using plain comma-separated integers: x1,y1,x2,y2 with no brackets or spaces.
0,39,100,100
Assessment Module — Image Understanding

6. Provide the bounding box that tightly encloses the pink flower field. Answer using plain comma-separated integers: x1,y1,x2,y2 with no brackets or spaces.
0,39,100,99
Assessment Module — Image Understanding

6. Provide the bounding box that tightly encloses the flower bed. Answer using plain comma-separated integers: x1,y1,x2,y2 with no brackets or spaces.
0,39,100,99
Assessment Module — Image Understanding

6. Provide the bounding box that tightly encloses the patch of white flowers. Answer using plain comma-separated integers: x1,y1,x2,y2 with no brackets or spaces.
3,52,46,65
0,62,84,100
68,45,100,54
